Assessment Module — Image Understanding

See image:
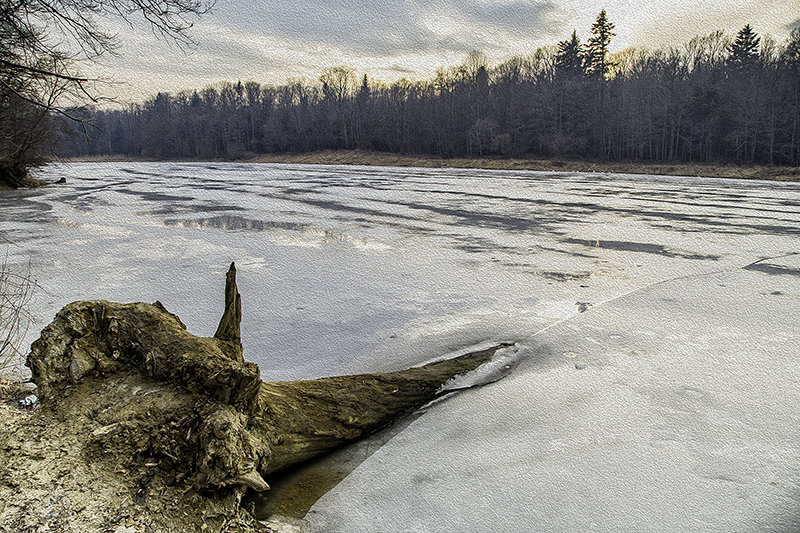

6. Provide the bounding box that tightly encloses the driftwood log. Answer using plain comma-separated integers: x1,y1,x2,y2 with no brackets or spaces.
26,263,502,494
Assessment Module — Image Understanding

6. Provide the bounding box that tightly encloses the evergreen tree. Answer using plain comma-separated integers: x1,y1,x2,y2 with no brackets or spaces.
357,74,370,103
728,24,761,69
355,74,371,148
556,30,585,78
585,10,616,80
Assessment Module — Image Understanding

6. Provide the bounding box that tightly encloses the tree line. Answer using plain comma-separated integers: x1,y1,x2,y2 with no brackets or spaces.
60,13,800,167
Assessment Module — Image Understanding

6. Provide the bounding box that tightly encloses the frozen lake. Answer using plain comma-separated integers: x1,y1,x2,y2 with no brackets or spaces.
2,162,799,531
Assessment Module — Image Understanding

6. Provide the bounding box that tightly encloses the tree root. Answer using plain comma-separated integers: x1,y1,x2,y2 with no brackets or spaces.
26,263,503,496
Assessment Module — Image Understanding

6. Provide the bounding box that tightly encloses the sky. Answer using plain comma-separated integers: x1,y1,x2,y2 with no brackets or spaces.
88,0,800,104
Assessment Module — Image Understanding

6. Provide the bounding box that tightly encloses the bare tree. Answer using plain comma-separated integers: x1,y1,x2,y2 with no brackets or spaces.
319,66,356,147
0,0,213,186
1,0,212,102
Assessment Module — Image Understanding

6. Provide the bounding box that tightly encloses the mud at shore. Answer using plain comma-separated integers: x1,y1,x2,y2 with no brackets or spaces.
0,377,267,533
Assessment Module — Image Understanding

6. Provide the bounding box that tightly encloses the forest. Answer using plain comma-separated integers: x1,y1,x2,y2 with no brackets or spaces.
53,16,800,167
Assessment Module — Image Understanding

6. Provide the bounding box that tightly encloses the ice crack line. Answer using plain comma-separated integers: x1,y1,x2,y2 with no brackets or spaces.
740,252,799,270
517,251,799,345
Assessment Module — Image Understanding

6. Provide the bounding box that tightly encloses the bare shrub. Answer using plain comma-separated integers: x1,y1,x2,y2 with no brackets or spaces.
0,259,35,375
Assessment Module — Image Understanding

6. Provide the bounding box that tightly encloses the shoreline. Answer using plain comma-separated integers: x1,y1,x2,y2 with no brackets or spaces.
60,150,800,183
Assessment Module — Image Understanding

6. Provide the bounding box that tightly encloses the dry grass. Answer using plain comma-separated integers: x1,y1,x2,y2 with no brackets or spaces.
62,150,800,182
249,150,800,182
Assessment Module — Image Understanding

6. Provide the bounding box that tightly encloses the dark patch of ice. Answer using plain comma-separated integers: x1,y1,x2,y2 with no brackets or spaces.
744,263,800,277
562,238,720,260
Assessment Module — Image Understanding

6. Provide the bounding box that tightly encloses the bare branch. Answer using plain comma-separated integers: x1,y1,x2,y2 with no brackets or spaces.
0,257,36,374
0,58,89,83
1,0,212,184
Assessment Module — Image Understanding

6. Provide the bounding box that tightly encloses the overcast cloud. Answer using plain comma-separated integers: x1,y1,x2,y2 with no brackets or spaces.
222,0,562,55
89,0,800,103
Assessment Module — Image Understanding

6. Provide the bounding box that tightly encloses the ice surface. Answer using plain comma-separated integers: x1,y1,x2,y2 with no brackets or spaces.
2,162,799,531
306,265,800,533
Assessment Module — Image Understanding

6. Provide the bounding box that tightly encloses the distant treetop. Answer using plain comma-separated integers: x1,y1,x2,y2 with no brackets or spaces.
728,24,762,69
585,9,616,80
556,30,585,78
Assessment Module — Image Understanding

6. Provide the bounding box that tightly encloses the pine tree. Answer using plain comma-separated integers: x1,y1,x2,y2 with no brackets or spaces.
355,74,370,148
357,74,370,103
585,10,616,80
728,24,761,70
556,30,585,78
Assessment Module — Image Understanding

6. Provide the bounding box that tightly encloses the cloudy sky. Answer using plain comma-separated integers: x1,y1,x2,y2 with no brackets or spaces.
90,0,800,103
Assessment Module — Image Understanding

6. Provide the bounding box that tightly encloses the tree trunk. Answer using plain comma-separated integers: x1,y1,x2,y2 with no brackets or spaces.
26,263,504,493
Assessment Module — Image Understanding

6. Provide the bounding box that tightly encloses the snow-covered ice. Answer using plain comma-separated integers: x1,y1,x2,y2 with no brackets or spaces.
2,162,799,531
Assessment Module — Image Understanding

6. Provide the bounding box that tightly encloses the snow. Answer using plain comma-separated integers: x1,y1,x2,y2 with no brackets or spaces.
3,162,800,531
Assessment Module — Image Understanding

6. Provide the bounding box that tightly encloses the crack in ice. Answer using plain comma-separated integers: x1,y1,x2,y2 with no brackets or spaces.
517,252,800,346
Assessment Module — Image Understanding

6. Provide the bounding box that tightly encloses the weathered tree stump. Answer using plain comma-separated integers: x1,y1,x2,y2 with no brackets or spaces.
26,263,503,495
